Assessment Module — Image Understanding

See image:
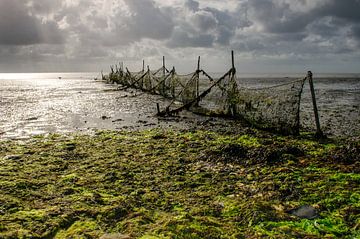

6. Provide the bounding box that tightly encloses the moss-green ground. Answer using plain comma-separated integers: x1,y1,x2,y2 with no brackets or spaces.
0,129,359,238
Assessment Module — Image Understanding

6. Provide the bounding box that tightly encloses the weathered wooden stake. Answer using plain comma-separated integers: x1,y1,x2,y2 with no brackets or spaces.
142,60,145,72
231,50,235,70
163,56,166,76
197,56,201,98
156,103,160,114
307,71,324,138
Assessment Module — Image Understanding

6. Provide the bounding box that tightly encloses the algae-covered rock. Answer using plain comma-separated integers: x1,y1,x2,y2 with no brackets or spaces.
3,154,22,160
100,233,132,239
288,205,319,219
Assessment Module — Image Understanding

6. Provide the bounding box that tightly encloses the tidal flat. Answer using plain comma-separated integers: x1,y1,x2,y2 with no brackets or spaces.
0,129,359,238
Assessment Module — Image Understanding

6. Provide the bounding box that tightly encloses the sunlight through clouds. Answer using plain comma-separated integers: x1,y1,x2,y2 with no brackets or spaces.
0,0,359,73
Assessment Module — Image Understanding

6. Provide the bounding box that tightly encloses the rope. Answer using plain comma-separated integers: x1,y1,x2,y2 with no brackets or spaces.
130,69,175,97
238,77,307,91
157,69,232,116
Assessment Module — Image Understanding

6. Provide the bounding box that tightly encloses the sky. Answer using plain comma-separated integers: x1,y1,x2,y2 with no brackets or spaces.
0,0,360,73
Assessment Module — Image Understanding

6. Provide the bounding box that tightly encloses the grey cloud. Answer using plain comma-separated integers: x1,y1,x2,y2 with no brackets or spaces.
306,16,345,38
167,0,249,48
0,0,64,45
28,0,62,15
246,0,360,36
167,28,214,48
185,0,200,12
120,0,174,41
1,0,360,73
317,0,360,22
352,24,360,39
192,11,217,32
247,0,314,34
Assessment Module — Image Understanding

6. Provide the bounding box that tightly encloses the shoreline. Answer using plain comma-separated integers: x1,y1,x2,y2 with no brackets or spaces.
0,128,358,238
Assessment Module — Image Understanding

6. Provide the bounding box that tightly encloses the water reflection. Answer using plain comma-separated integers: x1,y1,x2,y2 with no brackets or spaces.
0,73,359,139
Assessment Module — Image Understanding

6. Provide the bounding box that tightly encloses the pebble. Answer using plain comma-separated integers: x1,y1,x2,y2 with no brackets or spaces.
288,205,318,219
100,233,131,239
3,155,22,160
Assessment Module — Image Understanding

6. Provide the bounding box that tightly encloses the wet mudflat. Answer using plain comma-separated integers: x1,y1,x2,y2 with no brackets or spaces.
0,73,359,139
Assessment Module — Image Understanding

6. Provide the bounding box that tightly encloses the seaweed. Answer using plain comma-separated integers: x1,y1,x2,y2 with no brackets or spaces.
0,130,358,238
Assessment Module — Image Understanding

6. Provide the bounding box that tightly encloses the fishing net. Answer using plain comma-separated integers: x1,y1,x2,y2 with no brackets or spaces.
234,79,306,135
104,63,307,135
170,72,198,104
195,71,237,115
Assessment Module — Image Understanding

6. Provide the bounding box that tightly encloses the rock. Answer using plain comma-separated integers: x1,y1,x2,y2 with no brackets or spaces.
100,233,131,239
3,155,22,160
26,117,38,121
112,119,123,122
65,143,76,151
288,205,318,219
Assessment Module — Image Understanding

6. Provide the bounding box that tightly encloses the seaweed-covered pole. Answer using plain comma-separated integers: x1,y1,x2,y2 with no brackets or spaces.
229,50,237,116
231,50,235,70
197,56,200,98
163,56,166,77
307,71,324,138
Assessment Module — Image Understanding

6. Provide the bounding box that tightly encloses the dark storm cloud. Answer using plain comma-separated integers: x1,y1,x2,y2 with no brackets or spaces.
247,0,314,34
0,0,64,45
121,0,174,41
1,0,360,72
185,0,200,12
167,28,215,48
167,0,249,48
318,0,360,22
245,0,360,39
229,0,360,57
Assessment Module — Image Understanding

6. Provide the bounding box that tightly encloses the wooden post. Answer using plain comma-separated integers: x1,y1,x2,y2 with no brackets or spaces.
171,66,175,97
230,51,236,116
163,56,166,76
161,56,166,94
231,50,235,70
142,60,145,72
196,56,200,98
156,103,160,114
307,71,324,138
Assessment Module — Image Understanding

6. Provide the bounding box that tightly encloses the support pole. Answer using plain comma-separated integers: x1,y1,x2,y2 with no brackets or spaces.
156,103,160,114
161,56,166,94
163,56,166,76
142,60,145,72
307,71,324,138
196,56,200,98
230,50,236,116
231,50,235,71
171,66,175,97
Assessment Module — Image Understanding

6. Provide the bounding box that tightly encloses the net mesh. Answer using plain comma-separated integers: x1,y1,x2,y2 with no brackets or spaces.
105,65,307,135
234,79,306,135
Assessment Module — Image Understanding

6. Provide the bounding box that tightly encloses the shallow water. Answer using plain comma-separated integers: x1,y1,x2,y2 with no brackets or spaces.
0,73,359,139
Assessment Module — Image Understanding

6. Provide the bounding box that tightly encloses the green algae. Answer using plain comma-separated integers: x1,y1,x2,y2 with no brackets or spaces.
0,129,359,238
